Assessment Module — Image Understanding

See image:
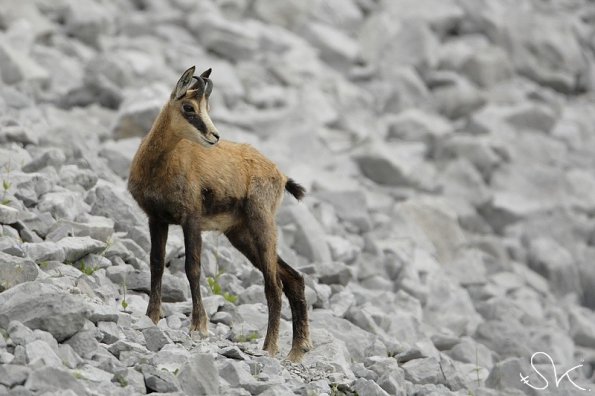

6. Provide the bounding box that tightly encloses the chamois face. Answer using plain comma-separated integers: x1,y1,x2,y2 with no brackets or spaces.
169,66,219,148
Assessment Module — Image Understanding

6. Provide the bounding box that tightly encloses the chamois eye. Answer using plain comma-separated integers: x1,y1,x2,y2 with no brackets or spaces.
183,104,195,113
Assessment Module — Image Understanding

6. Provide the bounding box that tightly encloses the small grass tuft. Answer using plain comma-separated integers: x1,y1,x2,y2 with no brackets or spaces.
236,330,260,343
113,373,128,387
207,271,238,304
78,259,97,276
121,282,129,310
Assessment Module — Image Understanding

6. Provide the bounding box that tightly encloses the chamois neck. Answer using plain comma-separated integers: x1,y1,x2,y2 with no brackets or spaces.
143,105,180,157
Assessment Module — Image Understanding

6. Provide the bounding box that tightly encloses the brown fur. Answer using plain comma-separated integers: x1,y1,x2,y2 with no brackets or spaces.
128,67,311,362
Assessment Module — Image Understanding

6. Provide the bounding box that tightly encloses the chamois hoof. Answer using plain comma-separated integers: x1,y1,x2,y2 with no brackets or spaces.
146,310,161,325
189,322,209,338
286,341,312,363
263,344,279,358
286,349,305,363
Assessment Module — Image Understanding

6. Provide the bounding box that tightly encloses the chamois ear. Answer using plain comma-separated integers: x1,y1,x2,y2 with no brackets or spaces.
172,66,196,100
200,68,212,78
204,78,213,97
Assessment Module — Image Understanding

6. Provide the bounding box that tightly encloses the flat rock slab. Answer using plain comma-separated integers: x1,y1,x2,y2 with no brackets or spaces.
0,252,39,292
0,204,19,224
0,281,90,342
57,236,107,263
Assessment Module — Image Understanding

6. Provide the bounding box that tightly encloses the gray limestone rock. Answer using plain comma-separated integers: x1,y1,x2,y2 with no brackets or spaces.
25,366,89,396
0,253,38,291
57,236,107,263
178,353,220,396
0,204,19,224
0,282,90,342
142,326,171,352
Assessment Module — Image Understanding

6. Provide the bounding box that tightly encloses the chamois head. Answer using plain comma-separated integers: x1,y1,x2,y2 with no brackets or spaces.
168,66,219,147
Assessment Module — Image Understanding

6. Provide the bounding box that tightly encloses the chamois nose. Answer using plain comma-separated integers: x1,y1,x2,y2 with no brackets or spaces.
212,131,220,142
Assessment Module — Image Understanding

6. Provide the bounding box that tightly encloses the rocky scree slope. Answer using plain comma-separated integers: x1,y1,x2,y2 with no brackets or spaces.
0,0,595,395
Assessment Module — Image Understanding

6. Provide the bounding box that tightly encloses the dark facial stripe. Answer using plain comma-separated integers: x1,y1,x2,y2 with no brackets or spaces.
184,113,207,133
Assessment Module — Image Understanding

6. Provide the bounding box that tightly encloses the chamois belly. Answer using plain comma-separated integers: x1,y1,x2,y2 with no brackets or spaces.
200,187,244,232
201,213,238,232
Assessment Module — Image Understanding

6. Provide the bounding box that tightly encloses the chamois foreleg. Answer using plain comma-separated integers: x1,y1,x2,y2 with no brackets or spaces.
147,218,168,323
183,215,209,336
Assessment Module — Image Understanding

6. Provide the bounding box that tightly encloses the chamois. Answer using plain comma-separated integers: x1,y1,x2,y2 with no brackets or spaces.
128,66,312,362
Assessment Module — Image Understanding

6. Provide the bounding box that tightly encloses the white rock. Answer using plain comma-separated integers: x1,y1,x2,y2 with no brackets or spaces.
310,309,387,361
97,321,122,345
0,2,53,39
142,326,171,352
385,109,453,144
150,344,191,373
57,236,106,263
178,352,220,396
64,329,99,359
0,38,48,85
325,235,360,264
252,0,309,29
314,190,371,232
88,182,146,233
568,306,595,348
25,366,89,395
317,262,353,286
498,12,587,93
461,46,513,87
98,138,141,178
58,165,98,191
141,364,180,393
354,141,435,189
300,22,359,69
38,191,89,222
424,274,481,335
0,252,39,291
22,242,65,262
8,320,35,346
0,281,90,342
382,0,464,37
302,328,355,380
111,86,167,139
63,0,115,47
0,125,38,145
430,73,485,119
528,237,580,297
377,67,434,113
219,360,258,388
0,364,30,388
278,205,331,263
46,217,114,243
0,204,19,224
484,357,528,393
359,16,439,78
190,12,260,62
25,340,63,367
352,378,390,396
22,149,66,173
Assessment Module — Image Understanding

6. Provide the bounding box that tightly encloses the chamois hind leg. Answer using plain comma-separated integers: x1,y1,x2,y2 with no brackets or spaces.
147,218,168,324
182,215,208,336
278,257,312,362
226,223,282,357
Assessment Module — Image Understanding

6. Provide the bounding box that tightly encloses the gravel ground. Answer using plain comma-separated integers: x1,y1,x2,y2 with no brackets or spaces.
0,0,595,395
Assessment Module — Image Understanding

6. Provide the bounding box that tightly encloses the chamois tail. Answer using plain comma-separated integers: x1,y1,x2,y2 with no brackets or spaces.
285,178,306,201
